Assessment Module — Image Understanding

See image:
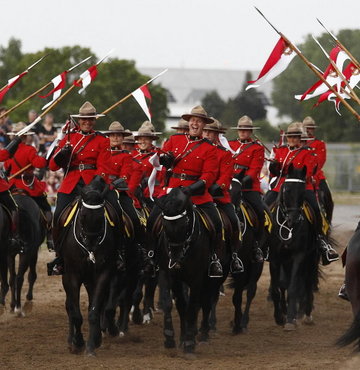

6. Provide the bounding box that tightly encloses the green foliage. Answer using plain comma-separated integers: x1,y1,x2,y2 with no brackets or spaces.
0,39,168,132
272,29,360,142
201,90,226,118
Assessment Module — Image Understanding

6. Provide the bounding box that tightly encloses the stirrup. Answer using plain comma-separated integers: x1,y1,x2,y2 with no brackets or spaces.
230,253,244,274
338,284,349,302
208,254,223,278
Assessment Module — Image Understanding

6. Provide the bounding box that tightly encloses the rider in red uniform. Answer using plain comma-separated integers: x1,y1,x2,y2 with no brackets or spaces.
202,118,243,274
103,120,151,268
128,121,162,210
265,122,339,265
147,106,223,277
47,102,120,275
229,116,265,262
3,122,53,250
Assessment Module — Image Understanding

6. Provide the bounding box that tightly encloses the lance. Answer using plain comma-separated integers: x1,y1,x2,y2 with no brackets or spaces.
15,51,113,137
312,36,360,105
0,54,49,94
252,133,271,154
8,163,32,181
254,7,360,121
0,56,91,120
100,69,168,115
317,18,360,71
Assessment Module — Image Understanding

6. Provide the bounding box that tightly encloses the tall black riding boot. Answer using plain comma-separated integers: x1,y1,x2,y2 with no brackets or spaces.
9,209,25,253
253,227,264,263
230,230,244,274
44,210,55,252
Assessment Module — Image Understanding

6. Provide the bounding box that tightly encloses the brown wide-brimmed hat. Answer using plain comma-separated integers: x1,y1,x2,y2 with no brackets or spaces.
181,105,214,124
8,122,35,136
285,121,303,136
123,130,136,144
230,115,260,130
102,121,132,136
71,101,105,119
134,121,161,140
302,116,317,129
171,118,189,130
203,117,226,133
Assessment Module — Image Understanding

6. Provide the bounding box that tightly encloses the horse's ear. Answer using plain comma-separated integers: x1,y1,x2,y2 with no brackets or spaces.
101,184,109,198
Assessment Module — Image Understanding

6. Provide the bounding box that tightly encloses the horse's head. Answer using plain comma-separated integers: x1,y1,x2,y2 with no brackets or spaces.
157,187,195,269
279,164,306,227
78,177,108,245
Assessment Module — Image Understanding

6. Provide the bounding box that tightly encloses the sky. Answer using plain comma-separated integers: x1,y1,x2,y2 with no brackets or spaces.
1,0,360,71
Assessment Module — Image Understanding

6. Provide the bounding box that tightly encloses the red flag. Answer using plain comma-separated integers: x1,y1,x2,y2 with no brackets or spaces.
73,65,98,93
132,85,152,121
0,71,28,103
40,71,67,99
246,36,296,90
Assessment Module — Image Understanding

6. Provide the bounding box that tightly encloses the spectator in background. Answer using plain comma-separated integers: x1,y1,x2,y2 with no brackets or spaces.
38,113,57,154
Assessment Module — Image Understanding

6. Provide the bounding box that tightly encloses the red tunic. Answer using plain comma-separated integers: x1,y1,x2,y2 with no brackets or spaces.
308,138,326,185
2,143,47,197
49,131,113,194
213,145,233,204
229,139,264,193
109,148,133,181
160,134,217,205
270,145,316,192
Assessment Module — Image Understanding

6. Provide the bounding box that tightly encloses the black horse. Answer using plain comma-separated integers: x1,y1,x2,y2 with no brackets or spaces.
7,193,46,316
61,181,118,356
337,223,360,350
156,187,227,354
0,205,11,315
269,165,320,330
229,179,264,334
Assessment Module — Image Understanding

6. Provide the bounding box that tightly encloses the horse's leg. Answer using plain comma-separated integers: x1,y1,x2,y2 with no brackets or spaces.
102,274,119,337
143,273,158,323
0,249,9,308
270,261,286,326
14,254,30,317
131,277,144,325
198,280,214,343
62,274,84,353
241,263,263,331
209,288,219,331
160,270,176,349
7,254,16,312
232,276,244,334
284,254,303,330
86,270,112,356
183,282,202,354
26,251,38,302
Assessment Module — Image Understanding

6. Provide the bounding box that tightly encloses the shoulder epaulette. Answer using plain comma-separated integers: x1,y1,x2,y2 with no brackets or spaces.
202,138,212,145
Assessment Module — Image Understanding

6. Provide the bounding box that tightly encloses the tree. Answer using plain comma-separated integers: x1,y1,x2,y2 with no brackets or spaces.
201,90,226,118
0,39,168,132
272,29,360,142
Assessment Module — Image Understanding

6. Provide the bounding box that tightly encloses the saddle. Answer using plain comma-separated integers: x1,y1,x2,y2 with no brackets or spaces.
240,201,273,234
10,187,30,196
217,207,232,242
302,200,315,225
195,206,216,240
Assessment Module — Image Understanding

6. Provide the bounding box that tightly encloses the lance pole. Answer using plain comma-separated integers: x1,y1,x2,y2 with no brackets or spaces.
253,133,271,154
100,69,168,115
317,18,360,71
8,163,32,180
312,36,360,105
254,7,360,121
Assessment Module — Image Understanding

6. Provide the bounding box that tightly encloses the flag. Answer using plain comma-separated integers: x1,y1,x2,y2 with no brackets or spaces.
148,153,162,200
246,36,296,90
218,134,235,154
0,71,28,103
40,71,68,110
295,46,350,101
132,84,152,121
74,65,98,94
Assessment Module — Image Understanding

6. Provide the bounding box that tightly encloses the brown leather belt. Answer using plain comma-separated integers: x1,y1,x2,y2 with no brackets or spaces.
234,164,249,170
68,164,97,172
171,173,199,181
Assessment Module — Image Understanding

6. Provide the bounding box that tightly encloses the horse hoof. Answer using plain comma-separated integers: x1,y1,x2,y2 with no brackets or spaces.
14,307,25,318
85,350,96,357
119,331,125,337
198,340,209,346
284,322,297,331
143,313,151,324
302,315,314,325
23,300,33,315
0,304,5,316
183,352,197,360
69,344,84,354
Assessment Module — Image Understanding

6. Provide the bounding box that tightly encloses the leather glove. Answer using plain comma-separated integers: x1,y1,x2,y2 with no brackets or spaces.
269,160,280,176
208,183,224,198
241,175,253,190
112,177,128,191
5,136,22,157
182,180,205,196
159,152,175,169
53,144,72,168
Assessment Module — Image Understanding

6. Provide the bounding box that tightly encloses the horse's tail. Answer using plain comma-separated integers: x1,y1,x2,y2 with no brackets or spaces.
336,310,360,349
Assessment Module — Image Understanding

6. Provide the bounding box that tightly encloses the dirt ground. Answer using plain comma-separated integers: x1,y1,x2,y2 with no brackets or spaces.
1,226,360,369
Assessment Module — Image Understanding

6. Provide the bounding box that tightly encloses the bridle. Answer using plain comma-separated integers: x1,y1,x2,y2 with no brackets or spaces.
73,197,108,264
162,208,197,269
276,178,305,241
